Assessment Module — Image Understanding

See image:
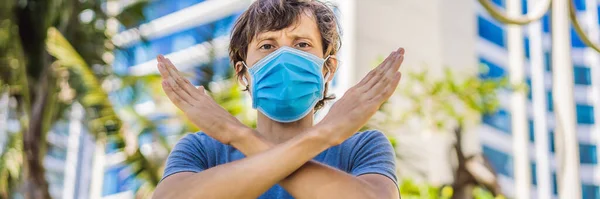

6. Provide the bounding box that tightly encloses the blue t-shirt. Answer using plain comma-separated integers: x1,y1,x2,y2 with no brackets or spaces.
161,130,398,198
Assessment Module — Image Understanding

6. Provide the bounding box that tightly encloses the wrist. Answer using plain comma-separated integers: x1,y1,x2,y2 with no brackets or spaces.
227,124,253,145
228,126,272,155
308,124,338,147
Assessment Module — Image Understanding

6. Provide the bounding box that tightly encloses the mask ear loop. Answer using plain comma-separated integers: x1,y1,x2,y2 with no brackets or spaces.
242,61,250,91
323,55,332,82
322,55,332,101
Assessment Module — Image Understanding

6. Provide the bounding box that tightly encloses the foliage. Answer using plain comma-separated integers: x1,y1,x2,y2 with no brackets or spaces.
46,27,122,138
399,178,453,199
367,63,518,199
368,64,516,135
0,0,162,198
399,178,505,199
0,124,23,198
398,66,511,131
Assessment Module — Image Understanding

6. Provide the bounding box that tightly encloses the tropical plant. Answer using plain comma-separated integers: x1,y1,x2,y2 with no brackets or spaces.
0,0,146,198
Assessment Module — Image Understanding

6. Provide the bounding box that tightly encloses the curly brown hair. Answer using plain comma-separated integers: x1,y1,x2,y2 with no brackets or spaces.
228,0,341,111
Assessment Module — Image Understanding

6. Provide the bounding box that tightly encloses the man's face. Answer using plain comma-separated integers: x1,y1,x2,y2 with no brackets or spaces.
236,11,337,94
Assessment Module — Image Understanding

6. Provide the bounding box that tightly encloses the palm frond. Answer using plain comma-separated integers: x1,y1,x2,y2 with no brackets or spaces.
45,27,122,137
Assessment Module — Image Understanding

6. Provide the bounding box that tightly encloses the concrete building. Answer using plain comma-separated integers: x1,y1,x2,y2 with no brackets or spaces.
341,0,599,198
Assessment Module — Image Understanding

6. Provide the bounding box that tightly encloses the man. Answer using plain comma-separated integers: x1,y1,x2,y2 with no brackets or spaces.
153,0,404,198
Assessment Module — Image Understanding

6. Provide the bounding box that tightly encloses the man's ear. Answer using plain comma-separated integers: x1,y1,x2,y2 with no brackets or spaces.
234,61,249,88
324,55,338,83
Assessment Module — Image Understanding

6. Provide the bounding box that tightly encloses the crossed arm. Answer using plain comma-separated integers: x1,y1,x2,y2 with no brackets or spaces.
152,48,404,199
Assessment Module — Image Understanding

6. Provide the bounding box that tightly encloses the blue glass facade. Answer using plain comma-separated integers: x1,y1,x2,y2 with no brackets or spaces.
103,1,243,196
477,0,599,198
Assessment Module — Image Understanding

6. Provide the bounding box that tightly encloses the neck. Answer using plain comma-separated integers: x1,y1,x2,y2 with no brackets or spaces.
256,111,315,144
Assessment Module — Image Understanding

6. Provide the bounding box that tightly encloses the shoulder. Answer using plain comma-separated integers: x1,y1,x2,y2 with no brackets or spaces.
178,132,222,144
172,132,225,153
336,129,395,161
343,130,398,184
342,130,391,147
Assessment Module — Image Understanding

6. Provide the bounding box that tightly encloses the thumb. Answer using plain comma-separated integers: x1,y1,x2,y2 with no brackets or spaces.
197,85,206,94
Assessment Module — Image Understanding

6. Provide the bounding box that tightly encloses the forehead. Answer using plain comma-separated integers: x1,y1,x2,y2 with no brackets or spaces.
253,12,321,41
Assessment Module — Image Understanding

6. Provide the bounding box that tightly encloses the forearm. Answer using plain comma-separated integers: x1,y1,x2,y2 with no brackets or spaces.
153,128,331,199
233,130,384,199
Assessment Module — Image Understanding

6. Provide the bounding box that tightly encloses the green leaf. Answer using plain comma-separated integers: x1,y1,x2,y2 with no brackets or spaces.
114,1,149,28
46,27,122,137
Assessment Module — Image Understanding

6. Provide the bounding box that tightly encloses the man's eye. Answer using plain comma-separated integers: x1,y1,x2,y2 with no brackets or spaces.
296,42,310,48
260,44,274,50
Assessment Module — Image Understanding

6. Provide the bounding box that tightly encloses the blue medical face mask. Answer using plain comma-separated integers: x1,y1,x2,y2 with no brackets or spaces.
244,46,330,123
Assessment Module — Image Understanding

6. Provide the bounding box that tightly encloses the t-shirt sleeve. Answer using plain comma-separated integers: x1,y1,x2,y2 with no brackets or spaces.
349,130,398,185
161,133,210,182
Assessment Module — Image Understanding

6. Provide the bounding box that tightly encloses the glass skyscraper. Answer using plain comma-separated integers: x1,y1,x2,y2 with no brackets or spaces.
102,0,249,197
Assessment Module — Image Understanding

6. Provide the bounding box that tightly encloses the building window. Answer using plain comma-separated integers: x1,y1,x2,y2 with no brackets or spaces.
576,104,595,124
549,131,555,153
547,91,553,112
574,66,592,85
552,173,558,195
582,184,600,199
580,143,598,164
542,15,551,33
531,162,537,185
524,37,530,59
544,51,552,71
571,27,586,48
574,0,586,10
492,0,504,7
478,16,505,48
528,120,534,142
482,109,511,134
479,58,505,79
483,145,513,177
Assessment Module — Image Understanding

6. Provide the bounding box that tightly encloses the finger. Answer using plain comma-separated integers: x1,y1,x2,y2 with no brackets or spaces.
362,71,383,91
162,80,193,110
365,74,391,99
197,85,206,94
157,56,170,78
358,51,395,87
163,58,204,100
357,70,376,87
157,62,170,79
388,48,405,72
383,54,403,80
379,51,399,72
376,72,402,102
376,50,398,72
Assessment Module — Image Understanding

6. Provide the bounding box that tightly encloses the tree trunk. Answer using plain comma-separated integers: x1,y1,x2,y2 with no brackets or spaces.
22,68,53,199
451,126,473,199
16,0,56,198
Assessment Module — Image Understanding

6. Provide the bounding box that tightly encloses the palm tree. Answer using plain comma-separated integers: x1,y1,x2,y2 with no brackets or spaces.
1,1,252,198
0,0,146,198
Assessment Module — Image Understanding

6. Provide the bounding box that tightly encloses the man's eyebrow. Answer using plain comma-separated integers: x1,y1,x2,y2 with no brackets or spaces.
254,33,277,42
289,32,317,41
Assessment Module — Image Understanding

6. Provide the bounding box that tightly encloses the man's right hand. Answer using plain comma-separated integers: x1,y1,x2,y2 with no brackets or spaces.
157,55,251,145
316,48,404,146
